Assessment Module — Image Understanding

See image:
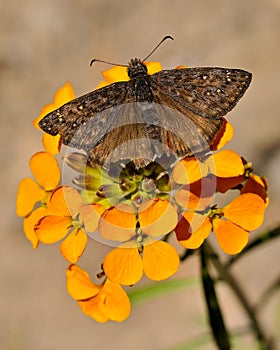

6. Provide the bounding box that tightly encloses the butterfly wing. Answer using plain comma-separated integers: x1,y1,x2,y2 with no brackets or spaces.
39,81,130,148
150,67,252,119
39,66,252,168
143,67,252,158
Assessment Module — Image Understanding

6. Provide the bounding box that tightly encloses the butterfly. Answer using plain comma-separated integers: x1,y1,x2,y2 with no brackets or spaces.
39,37,252,169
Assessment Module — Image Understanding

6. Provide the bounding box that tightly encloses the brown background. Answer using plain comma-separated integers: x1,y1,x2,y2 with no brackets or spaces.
1,0,279,349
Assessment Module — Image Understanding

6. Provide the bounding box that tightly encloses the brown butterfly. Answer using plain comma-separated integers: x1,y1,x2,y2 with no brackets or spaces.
39,36,252,168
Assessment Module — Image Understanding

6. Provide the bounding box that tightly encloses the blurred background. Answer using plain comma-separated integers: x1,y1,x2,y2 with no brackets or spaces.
1,0,279,349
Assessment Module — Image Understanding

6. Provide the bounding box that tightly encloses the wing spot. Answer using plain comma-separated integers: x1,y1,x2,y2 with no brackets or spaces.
42,122,46,126
202,75,208,80
217,88,221,93
47,127,52,131
227,77,232,82
206,91,211,96
58,117,64,122
73,123,77,127
78,105,84,110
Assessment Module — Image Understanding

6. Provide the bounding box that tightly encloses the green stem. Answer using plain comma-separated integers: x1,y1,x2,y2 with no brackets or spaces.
203,241,274,350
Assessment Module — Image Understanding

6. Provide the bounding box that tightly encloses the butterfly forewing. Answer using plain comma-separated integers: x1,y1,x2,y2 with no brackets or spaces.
39,81,129,146
151,67,252,119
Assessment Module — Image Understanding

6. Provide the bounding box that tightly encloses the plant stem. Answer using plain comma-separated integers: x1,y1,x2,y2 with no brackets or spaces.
203,241,274,350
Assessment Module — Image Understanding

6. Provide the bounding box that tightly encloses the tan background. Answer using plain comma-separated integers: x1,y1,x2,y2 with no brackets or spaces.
1,0,280,349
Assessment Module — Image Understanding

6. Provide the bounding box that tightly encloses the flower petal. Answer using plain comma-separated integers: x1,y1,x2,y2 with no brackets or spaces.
145,61,162,74
241,175,268,205
143,241,179,281
216,175,244,193
66,264,100,300
173,157,209,184
16,178,46,217
98,204,136,242
49,186,83,216
53,81,76,107
174,215,192,241
102,66,129,83
42,133,62,155
35,215,72,243
95,81,110,89
29,152,60,191
223,193,265,231
175,178,215,211
78,297,108,323
213,219,249,254
138,199,178,237
60,229,87,263
103,247,143,285
178,213,212,249
62,186,84,216
23,207,49,248
79,204,105,233
212,120,234,150
206,150,244,178
99,279,131,322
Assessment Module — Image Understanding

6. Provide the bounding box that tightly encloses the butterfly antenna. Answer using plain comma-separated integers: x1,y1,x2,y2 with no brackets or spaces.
90,58,128,67
142,35,174,62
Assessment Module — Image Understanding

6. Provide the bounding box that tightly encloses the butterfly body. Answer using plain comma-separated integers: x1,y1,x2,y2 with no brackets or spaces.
39,59,252,168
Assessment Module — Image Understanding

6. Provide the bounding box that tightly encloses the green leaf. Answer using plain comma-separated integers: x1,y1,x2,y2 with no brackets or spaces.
200,248,231,350
128,277,200,305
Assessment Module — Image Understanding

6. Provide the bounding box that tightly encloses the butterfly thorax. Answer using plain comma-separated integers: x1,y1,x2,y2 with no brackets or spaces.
127,58,154,102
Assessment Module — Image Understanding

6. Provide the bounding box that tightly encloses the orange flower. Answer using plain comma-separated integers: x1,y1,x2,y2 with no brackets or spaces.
174,177,216,212
66,264,131,322
177,193,266,254
16,152,61,248
211,119,234,151
173,150,244,186
103,240,180,285
33,82,75,153
173,150,245,212
241,172,269,205
100,199,180,285
16,152,60,217
35,186,103,263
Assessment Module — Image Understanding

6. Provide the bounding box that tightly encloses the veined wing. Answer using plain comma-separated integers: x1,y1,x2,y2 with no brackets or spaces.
151,67,252,119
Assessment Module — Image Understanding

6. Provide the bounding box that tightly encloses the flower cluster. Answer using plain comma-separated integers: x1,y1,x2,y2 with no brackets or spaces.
16,62,268,322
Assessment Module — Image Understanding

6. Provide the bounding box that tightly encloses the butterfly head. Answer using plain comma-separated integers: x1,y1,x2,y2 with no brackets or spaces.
127,58,148,79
